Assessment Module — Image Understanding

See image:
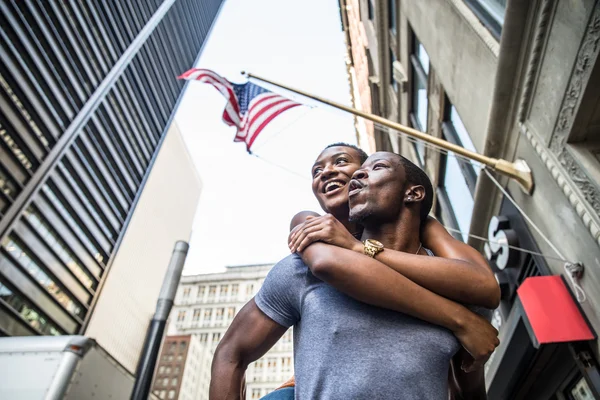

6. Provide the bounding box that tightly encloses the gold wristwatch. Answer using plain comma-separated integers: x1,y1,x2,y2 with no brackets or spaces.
363,239,384,258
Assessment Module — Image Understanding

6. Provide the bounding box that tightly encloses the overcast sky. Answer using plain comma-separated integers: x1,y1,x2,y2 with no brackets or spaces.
175,0,356,275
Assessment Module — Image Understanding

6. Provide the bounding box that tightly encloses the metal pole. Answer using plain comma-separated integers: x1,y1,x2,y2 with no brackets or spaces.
131,241,189,400
244,71,534,194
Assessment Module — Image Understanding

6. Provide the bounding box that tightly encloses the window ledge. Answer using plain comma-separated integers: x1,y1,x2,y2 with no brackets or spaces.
447,0,500,58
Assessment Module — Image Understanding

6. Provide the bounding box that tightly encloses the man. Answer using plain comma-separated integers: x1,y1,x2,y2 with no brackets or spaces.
210,151,498,399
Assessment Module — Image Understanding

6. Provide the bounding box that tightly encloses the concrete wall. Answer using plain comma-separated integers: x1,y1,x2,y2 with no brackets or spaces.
84,123,202,372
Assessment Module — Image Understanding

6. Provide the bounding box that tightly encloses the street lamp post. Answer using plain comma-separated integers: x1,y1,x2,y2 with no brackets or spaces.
131,241,189,400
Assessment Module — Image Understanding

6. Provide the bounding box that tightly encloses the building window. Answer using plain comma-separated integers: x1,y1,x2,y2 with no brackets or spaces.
464,0,506,39
216,307,224,323
0,279,61,335
267,357,277,373
203,308,212,326
208,285,216,300
409,36,430,165
282,357,292,373
192,308,201,322
0,166,18,201
182,287,191,298
2,237,85,319
246,284,254,297
390,50,398,92
171,378,178,386
24,206,96,290
219,284,229,299
227,307,235,320
252,389,262,399
282,330,292,343
168,342,176,354
168,390,175,399
388,0,397,34
162,378,168,387
436,104,478,242
179,341,187,352
212,332,221,344
367,0,374,20
176,310,186,322
159,366,165,374
197,285,205,298
231,284,239,297
166,366,171,374
199,333,208,343
42,185,105,264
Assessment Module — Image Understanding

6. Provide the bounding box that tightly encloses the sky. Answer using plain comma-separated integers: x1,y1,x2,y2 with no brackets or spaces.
175,0,357,275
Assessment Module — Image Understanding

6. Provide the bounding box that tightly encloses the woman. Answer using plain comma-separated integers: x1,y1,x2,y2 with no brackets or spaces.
260,143,499,399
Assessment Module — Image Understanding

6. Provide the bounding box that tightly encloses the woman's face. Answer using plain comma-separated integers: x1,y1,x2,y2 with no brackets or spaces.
311,146,363,219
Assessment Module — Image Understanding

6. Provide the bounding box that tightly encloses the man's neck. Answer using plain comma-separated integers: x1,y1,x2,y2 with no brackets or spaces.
331,204,362,238
361,213,421,253
341,220,362,238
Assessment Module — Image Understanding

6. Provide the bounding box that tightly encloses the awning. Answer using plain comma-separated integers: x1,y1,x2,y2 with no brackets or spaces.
517,275,595,345
485,275,597,399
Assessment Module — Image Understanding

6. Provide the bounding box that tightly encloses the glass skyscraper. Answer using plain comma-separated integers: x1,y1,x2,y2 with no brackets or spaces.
0,0,223,337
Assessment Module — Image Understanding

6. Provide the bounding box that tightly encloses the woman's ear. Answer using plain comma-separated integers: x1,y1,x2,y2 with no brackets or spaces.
404,185,425,203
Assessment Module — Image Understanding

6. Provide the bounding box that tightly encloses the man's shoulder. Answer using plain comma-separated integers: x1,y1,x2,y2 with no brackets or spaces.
274,253,308,269
264,253,309,282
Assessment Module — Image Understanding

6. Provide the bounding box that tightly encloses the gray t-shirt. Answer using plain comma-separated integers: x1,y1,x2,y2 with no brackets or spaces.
255,253,461,400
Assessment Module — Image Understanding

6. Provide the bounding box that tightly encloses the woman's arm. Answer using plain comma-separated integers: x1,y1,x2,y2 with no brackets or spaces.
299,242,499,370
289,215,500,309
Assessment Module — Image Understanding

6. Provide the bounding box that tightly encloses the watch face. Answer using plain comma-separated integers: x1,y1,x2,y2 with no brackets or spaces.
366,239,384,248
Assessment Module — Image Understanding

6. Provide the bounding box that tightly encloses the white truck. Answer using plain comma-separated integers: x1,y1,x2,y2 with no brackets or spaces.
0,335,159,400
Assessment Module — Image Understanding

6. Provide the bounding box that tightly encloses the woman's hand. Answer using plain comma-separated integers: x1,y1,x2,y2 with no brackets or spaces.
288,214,363,253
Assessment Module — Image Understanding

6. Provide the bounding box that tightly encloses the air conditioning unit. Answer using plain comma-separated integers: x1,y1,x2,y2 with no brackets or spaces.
392,61,408,92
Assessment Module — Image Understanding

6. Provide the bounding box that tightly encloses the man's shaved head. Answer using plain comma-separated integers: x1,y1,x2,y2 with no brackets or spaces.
387,153,434,223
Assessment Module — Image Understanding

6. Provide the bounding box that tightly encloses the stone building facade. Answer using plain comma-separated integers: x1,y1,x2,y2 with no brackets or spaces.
340,0,600,398
168,264,294,400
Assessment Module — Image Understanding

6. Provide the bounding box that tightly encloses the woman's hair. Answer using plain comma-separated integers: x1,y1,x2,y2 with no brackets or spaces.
324,142,369,164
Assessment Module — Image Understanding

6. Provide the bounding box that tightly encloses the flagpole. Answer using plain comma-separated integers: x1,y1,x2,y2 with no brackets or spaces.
243,71,534,194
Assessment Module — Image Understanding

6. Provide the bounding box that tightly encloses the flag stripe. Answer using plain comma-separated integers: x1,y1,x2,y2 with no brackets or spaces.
187,74,241,125
245,103,301,149
179,69,241,124
243,97,295,138
238,93,283,137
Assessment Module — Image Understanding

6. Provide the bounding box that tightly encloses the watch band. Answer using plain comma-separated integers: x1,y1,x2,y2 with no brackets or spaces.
363,239,384,258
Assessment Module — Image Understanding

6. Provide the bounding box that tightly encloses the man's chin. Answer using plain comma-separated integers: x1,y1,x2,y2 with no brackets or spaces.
349,206,370,223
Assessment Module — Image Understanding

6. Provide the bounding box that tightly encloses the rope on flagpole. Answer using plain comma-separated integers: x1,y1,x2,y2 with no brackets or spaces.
442,226,572,263
251,106,315,153
250,153,310,181
252,144,580,273
483,168,586,302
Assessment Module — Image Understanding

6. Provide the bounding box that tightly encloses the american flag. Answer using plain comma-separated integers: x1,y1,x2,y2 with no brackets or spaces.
178,68,301,152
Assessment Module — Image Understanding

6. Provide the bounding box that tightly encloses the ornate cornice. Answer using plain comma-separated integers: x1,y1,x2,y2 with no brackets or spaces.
549,6,600,148
528,2,600,245
521,123,600,247
518,3,600,247
517,0,555,122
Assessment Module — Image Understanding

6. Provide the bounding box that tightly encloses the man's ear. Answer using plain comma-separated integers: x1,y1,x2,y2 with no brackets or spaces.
404,185,426,204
